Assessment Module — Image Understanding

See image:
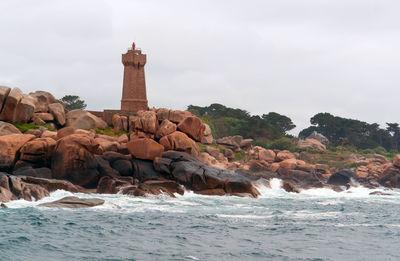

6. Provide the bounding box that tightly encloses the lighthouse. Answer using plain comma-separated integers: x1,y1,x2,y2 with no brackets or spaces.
120,42,148,111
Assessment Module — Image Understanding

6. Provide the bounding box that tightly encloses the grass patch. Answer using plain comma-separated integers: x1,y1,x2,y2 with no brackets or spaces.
93,126,128,137
13,123,53,133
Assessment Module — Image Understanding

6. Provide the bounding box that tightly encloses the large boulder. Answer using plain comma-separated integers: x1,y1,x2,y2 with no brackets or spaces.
157,151,260,198
159,131,199,156
132,159,161,181
201,123,213,144
168,110,192,124
39,196,104,208
112,114,128,131
297,138,326,151
0,134,35,169
215,135,243,149
393,154,400,168
177,116,205,142
132,111,158,134
155,119,176,139
48,103,66,126
94,137,119,153
0,86,11,111
126,138,164,160
0,87,23,122
15,94,36,123
22,176,80,192
13,167,53,179
277,167,323,189
121,180,184,197
51,134,100,187
276,150,295,161
32,112,54,122
156,108,170,121
66,110,107,130
0,121,21,136
29,91,57,113
19,137,56,166
379,166,400,188
249,146,276,162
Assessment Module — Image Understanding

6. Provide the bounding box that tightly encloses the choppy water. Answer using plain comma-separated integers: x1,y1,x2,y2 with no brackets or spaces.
1,179,400,261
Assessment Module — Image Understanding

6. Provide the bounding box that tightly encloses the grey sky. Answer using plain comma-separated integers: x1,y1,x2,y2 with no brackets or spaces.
1,0,400,134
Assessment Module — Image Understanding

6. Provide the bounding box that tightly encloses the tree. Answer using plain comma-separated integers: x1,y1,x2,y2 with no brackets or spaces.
61,95,87,111
386,123,400,151
188,103,295,140
300,112,395,151
262,112,296,132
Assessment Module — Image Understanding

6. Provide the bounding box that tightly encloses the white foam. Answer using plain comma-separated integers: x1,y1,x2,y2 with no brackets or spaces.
216,214,272,219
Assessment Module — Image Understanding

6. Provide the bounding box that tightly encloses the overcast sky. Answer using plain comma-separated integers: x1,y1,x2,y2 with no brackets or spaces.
1,0,400,134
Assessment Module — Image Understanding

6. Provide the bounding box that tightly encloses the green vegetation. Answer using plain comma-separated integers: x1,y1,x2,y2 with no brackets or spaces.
13,123,53,133
190,104,398,167
188,103,295,141
61,95,87,111
93,126,128,137
255,137,296,151
299,112,399,152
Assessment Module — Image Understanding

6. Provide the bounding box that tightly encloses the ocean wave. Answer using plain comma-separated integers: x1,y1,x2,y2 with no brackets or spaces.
3,178,400,212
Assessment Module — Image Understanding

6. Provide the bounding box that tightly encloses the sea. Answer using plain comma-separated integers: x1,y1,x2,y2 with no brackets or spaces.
1,178,399,261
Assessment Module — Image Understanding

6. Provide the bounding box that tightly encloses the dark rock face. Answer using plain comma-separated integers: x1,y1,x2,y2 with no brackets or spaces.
38,196,104,208
278,168,324,189
21,176,80,193
121,180,184,197
131,159,161,181
327,169,355,186
111,160,132,176
155,151,260,198
13,167,52,179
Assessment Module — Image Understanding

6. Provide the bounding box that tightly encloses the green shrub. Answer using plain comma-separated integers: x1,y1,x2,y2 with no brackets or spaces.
13,123,53,133
266,137,296,151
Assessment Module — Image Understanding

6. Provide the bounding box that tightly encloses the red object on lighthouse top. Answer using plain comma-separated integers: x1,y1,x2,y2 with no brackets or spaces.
132,41,136,50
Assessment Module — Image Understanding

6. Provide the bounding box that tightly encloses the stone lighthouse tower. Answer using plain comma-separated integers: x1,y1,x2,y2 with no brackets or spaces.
121,42,148,111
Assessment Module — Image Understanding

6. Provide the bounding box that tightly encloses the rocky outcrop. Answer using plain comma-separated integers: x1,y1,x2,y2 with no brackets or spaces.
0,86,11,112
126,138,164,160
39,196,104,208
177,116,205,142
202,123,213,144
51,134,100,187
155,119,176,139
30,91,57,113
66,110,107,129
14,94,36,123
0,121,21,136
159,131,199,156
168,110,192,123
48,103,66,126
249,146,276,162
327,169,355,186
297,138,326,151
18,137,56,167
133,110,158,134
276,150,295,161
155,151,260,198
216,135,243,150
0,134,36,169
0,88,24,122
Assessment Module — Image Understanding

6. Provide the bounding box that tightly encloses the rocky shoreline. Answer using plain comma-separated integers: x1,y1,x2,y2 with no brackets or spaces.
1,87,400,207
